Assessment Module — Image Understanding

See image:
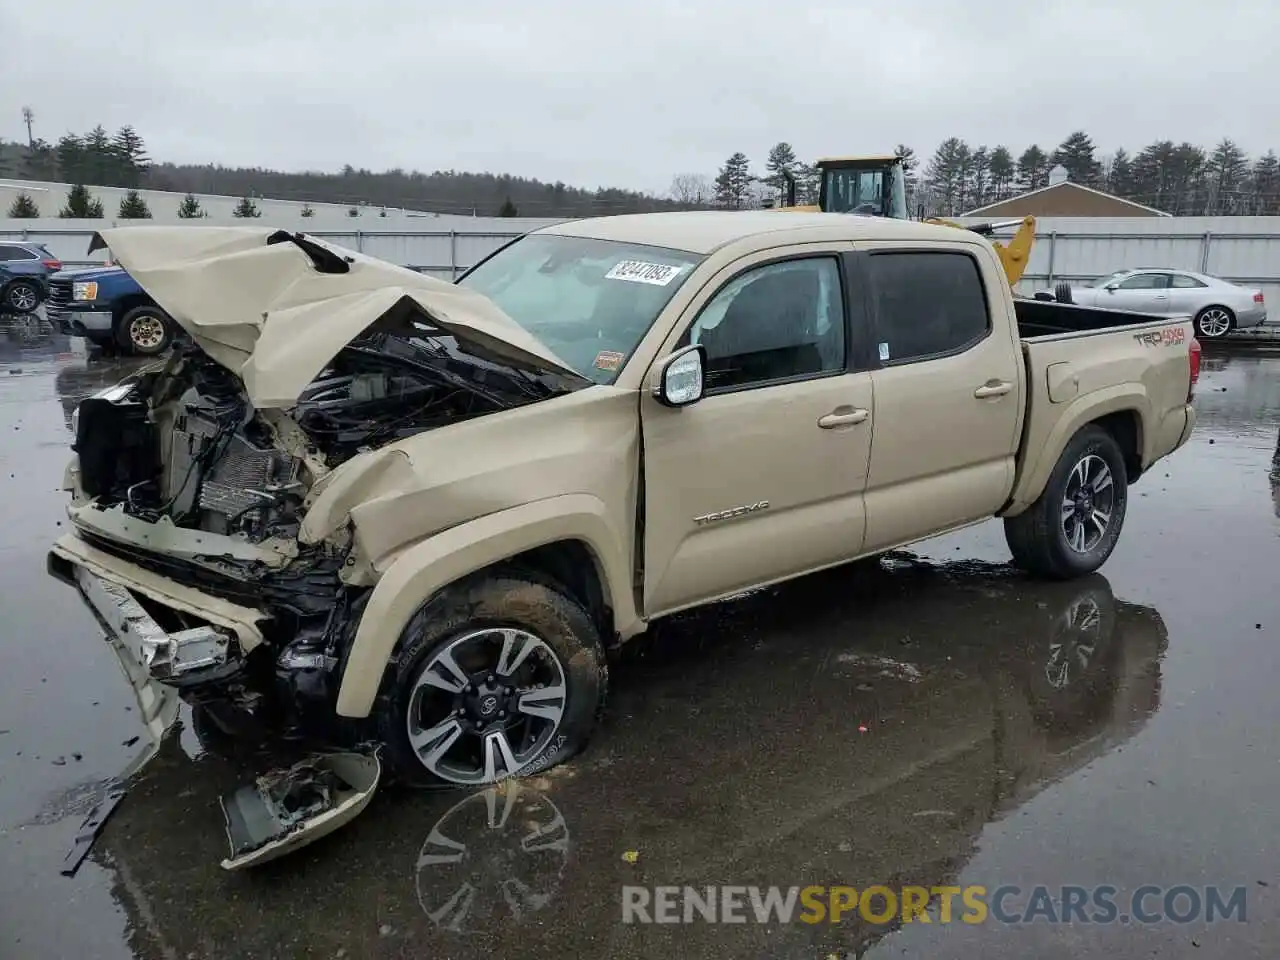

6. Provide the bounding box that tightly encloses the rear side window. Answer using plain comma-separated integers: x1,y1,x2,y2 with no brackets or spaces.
0,245,37,261
1171,274,1207,288
868,252,990,364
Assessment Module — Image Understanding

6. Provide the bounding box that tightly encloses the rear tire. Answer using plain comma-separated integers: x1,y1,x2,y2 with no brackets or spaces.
375,572,608,787
1193,305,1233,340
4,280,42,314
116,305,173,355
1004,425,1128,579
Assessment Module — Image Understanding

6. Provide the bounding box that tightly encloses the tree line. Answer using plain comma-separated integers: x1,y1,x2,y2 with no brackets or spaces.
693,132,1280,217
4,115,1280,220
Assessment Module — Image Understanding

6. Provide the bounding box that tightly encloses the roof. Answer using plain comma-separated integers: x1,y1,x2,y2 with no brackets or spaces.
962,181,1171,218
537,210,961,254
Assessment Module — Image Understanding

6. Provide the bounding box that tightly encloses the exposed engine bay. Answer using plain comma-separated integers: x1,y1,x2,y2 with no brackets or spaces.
73,330,561,545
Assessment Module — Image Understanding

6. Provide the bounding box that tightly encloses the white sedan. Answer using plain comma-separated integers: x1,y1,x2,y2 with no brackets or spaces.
1051,269,1267,340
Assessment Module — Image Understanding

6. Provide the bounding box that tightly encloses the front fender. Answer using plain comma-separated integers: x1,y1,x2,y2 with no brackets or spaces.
334,493,638,718
1004,385,1150,516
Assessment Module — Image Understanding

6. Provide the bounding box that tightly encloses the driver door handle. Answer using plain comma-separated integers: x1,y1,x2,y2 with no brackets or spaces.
818,407,869,429
973,380,1013,399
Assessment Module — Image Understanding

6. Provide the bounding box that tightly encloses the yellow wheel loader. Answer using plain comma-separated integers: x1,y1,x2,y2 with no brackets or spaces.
776,155,1035,288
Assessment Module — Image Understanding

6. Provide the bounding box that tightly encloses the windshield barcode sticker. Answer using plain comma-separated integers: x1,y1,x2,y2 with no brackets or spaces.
605,261,684,286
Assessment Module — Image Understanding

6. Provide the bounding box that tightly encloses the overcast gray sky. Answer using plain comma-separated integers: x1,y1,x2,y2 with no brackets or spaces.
3,0,1277,194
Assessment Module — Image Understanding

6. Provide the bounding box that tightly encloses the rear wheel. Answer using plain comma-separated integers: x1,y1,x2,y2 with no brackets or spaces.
376,572,608,787
1194,305,1233,340
4,279,42,313
116,305,173,355
1005,425,1128,579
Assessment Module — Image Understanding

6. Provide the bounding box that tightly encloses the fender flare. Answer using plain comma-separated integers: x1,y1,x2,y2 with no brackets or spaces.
1003,386,1150,516
334,494,637,718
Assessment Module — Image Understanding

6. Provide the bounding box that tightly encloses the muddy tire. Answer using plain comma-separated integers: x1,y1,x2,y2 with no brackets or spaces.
116,305,173,355
1004,425,1128,579
375,572,608,788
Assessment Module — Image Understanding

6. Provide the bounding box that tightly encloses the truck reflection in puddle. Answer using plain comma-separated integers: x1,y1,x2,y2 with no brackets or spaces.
88,556,1166,958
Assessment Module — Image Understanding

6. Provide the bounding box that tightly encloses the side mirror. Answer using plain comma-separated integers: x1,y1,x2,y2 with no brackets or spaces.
1104,283,1119,292
653,344,705,407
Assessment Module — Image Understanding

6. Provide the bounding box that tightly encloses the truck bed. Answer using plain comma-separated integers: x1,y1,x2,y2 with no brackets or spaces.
1014,297,1185,340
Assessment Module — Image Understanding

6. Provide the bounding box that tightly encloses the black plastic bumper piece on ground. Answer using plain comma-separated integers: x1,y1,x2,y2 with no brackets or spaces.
60,782,128,877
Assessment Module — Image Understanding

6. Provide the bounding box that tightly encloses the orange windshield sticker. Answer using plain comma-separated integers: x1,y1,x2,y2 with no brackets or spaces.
594,350,627,371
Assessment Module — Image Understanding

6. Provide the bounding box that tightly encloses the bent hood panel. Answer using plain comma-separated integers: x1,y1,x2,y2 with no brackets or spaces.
92,226,583,407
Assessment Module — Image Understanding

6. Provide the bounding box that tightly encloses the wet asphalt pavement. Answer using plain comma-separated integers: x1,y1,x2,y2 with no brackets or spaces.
1,314,1278,959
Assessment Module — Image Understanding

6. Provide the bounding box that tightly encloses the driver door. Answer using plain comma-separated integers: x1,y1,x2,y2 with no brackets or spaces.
639,246,874,617
1106,271,1172,314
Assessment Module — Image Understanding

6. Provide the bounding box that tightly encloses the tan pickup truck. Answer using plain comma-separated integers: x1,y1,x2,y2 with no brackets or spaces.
48,214,1199,796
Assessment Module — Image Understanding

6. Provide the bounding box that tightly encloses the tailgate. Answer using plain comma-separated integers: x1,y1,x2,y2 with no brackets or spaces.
1007,317,1195,512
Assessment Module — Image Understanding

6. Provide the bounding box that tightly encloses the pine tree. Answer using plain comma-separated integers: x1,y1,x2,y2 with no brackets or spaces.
118,190,151,218
59,184,104,218
1017,145,1050,190
300,204,316,218
713,152,752,209
498,197,518,217
56,134,86,182
1206,139,1250,214
83,125,114,185
925,138,969,216
1251,151,1280,215
177,193,204,218
232,196,261,218
1106,148,1135,198
111,125,150,188
1052,131,1103,187
968,146,990,209
987,146,1014,201
764,142,799,195
7,193,39,218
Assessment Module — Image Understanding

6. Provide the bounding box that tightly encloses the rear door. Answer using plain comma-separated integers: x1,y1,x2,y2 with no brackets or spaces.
640,245,875,616
858,243,1024,552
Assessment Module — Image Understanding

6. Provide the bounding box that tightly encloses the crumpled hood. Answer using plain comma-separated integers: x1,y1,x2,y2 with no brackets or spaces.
90,226,585,407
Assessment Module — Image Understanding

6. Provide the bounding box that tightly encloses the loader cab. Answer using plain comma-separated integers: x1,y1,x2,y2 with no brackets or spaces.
816,156,908,219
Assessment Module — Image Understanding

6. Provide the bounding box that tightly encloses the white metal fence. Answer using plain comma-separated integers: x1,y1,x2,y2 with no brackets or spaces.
6,216,1280,310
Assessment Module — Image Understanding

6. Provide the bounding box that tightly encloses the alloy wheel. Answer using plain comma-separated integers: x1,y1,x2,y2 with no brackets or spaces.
1060,454,1116,554
406,628,568,785
8,283,38,311
1198,308,1231,338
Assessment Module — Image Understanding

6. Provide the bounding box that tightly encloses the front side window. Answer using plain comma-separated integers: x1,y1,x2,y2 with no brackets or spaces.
458,234,702,384
868,251,990,364
687,257,845,392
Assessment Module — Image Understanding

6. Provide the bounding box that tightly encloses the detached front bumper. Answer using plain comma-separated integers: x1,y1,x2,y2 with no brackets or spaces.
47,533,269,689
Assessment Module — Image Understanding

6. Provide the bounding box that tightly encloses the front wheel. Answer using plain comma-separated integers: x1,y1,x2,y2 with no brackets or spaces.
376,573,608,787
1004,425,1128,579
116,305,173,355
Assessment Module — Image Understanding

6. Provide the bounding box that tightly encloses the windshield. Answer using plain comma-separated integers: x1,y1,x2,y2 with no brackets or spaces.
458,234,702,384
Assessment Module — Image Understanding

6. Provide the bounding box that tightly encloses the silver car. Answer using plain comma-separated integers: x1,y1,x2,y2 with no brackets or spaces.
1052,269,1267,340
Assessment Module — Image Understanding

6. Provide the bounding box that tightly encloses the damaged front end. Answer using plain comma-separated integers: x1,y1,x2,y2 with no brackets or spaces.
51,326,572,744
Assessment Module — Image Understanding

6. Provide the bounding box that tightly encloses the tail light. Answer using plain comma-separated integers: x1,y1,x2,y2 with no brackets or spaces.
1254,291,1265,304
42,259,62,271
1188,336,1201,402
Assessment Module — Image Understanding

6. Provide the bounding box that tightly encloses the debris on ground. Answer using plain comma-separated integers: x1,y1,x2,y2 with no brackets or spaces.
621,850,639,863
60,782,127,877
836,652,923,683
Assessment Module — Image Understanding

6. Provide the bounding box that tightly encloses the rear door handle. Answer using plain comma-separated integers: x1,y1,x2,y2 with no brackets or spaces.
973,380,1013,399
818,408,869,428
